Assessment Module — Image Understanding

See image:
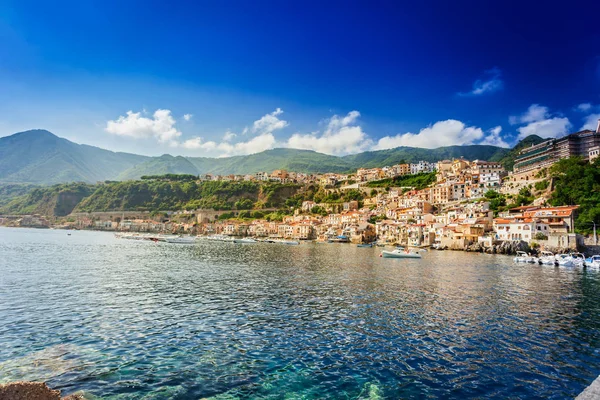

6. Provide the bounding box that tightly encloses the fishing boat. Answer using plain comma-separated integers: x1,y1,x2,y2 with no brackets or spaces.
538,251,557,265
514,251,535,263
381,249,422,259
357,243,374,248
234,238,257,244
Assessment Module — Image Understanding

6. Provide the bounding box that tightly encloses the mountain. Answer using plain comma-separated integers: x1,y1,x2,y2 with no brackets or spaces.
0,129,512,185
489,135,545,170
0,130,148,184
341,145,509,168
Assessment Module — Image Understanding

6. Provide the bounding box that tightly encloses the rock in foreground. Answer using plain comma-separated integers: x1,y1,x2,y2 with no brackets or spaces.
0,382,83,400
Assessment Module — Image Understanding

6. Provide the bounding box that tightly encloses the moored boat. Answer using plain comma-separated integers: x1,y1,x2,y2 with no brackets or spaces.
164,236,196,244
588,255,600,268
381,249,422,259
539,251,557,265
357,243,374,248
234,238,257,244
514,251,535,263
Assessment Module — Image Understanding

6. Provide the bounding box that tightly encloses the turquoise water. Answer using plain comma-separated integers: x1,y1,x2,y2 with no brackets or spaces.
1,228,600,399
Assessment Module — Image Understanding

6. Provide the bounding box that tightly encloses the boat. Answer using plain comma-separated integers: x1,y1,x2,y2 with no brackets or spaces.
233,238,257,244
538,251,557,265
357,243,374,248
164,236,196,244
588,255,600,268
279,240,300,245
569,252,587,267
556,253,574,267
381,249,422,259
514,251,535,263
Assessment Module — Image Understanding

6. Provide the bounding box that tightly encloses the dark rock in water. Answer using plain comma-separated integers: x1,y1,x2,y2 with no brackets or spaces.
0,382,84,400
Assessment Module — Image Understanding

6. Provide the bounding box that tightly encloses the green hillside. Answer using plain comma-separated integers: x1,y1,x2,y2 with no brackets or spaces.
0,130,148,184
0,182,96,216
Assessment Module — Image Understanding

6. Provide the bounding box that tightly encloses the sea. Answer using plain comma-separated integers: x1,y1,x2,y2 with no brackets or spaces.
1,227,600,399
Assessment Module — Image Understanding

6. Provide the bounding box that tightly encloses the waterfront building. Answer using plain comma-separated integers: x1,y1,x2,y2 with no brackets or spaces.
513,124,600,176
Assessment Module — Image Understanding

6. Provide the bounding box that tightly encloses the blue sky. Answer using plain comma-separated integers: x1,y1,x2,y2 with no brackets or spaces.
1,0,599,157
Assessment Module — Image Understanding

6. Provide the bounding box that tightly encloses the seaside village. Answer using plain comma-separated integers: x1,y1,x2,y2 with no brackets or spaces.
16,126,600,253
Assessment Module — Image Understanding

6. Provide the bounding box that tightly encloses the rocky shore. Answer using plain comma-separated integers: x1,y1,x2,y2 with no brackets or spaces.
0,382,84,400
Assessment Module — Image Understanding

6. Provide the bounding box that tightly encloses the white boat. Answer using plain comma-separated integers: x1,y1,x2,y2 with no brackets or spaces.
279,240,300,245
569,252,586,267
234,238,257,244
588,255,600,268
514,251,535,263
538,251,557,265
164,236,196,244
381,249,422,259
556,253,574,267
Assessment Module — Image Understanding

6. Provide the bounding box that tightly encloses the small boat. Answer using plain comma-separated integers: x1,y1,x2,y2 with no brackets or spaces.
357,243,374,248
234,238,257,244
538,251,557,265
381,249,422,259
588,255,600,268
570,252,586,267
279,240,300,245
514,251,535,263
556,253,574,267
164,236,196,244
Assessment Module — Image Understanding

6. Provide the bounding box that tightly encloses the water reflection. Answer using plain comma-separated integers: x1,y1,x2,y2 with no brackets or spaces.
1,228,600,399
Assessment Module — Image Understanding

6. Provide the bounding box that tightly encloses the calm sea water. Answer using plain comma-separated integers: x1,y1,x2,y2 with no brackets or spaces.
1,228,600,399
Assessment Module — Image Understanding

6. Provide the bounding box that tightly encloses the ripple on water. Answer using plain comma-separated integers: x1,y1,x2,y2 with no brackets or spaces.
1,228,600,399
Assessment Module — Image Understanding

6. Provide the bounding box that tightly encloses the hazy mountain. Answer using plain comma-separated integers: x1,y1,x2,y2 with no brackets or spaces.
0,129,513,184
0,130,148,184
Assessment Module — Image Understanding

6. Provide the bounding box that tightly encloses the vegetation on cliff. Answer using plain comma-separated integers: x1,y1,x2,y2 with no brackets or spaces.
366,172,436,189
0,183,95,216
548,157,600,234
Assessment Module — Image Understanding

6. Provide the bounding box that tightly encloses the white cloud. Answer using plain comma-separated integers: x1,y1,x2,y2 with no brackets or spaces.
216,133,276,156
517,117,571,139
479,126,509,148
286,111,372,155
577,103,592,112
374,120,485,150
510,104,571,139
251,108,288,134
582,113,600,131
183,113,193,121
459,68,503,96
106,109,181,146
181,137,217,150
510,104,549,125
223,130,237,142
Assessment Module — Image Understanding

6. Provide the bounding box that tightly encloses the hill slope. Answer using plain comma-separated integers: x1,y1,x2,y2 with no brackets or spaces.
0,129,513,184
0,130,148,184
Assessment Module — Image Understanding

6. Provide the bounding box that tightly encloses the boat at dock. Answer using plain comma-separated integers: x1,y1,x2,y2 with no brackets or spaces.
587,255,600,268
381,249,422,259
514,251,536,263
164,236,196,244
233,238,257,244
538,251,557,265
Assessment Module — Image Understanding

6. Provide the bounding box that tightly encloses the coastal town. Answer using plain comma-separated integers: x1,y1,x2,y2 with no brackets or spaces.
4,125,600,254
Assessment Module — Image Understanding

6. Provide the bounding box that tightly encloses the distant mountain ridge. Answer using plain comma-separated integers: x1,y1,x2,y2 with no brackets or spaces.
0,129,516,184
